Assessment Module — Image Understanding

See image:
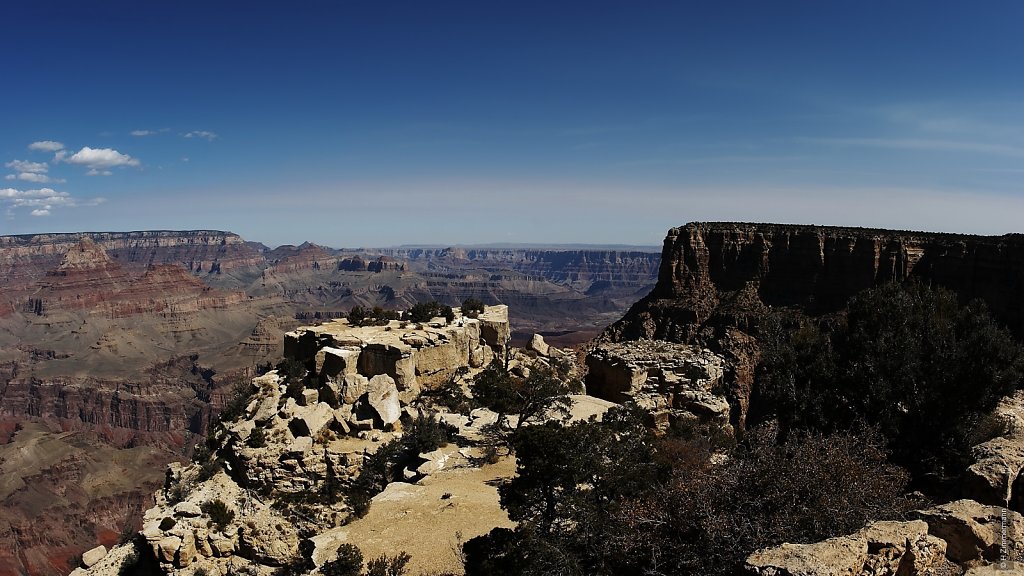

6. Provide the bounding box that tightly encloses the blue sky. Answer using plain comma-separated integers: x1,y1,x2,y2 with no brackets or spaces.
3,1,1024,247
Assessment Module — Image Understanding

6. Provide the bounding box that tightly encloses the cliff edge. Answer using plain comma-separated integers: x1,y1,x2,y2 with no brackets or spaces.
604,222,1024,427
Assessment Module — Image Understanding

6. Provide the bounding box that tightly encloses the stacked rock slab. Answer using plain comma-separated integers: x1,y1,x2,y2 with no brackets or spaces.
585,340,729,431
285,305,509,402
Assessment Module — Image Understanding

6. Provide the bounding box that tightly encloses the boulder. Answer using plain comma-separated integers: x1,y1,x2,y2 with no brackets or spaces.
298,402,336,437
157,535,182,563
286,436,313,455
301,388,319,406
745,535,867,575
744,520,947,576
177,530,197,567
966,436,1024,508
855,520,946,575
340,374,369,404
367,374,401,426
316,346,359,379
81,545,107,568
208,532,235,557
527,334,550,356
173,501,203,517
914,499,1024,563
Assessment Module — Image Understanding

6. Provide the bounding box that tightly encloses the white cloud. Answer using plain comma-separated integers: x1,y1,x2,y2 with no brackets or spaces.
65,146,140,170
86,168,114,176
0,186,104,217
131,130,155,136
5,159,48,173
28,140,65,152
8,172,64,184
183,130,218,141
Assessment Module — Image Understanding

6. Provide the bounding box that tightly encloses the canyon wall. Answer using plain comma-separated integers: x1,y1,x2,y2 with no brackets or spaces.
605,222,1024,426
373,247,660,293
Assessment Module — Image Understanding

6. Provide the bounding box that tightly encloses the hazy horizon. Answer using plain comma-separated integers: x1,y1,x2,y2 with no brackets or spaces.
4,1,1024,246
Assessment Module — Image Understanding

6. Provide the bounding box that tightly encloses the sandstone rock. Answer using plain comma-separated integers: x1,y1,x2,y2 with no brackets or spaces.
416,446,458,476
855,520,946,575
301,388,319,406
914,499,1024,563
208,532,235,557
744,520,947,576
177,530,197,567
174,501,203,517
367,374,401,427
316,346,359,379
745,535,867,576
158,535,182,563
967,436,1024,508
81,545,107,568
298,402,335,437
586,341,728,431
341,374,370,404
287,436,313,454
527,334,550,356
439,412,469,429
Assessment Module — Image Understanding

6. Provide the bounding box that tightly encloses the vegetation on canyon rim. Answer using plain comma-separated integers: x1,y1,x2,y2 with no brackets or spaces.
460,280,1024,575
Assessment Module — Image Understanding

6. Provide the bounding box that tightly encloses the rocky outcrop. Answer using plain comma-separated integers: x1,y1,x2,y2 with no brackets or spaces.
585,341,729,431
965,392,1024,512
285,305,510,396
604,222,1024,428
745,509,1019,575
912,499,1024,565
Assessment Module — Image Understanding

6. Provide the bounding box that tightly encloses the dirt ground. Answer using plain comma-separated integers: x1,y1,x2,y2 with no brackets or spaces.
315,456,517,575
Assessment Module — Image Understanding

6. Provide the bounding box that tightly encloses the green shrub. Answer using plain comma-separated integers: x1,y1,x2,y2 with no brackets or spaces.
408,301,453,323
403,413,450,455
366,552,411,576
201,499,235,531
462,298,485,318
218,378,256,422
321,543,363,576
756,281,1024,481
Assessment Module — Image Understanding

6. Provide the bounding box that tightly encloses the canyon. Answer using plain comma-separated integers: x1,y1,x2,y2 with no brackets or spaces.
0,230,658,576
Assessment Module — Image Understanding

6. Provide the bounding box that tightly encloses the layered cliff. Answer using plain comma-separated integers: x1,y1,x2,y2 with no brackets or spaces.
374,247,660,294
605,222,1024,426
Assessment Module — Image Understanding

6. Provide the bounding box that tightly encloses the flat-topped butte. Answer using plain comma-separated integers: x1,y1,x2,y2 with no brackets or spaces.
284,305,510,402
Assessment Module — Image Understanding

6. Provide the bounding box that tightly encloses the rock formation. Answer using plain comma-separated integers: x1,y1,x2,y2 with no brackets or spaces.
746,502,1024,575
285,305,509,400
585,341,729,432
604,222,1024,428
